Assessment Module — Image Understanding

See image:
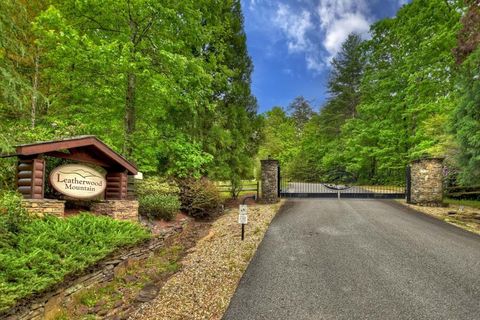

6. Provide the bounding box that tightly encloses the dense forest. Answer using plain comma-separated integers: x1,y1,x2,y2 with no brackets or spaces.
260,0,480,186
1,0,479,188
0,0,260,188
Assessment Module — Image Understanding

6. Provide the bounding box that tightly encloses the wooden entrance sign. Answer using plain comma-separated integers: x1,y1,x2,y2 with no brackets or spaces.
9,136,138,200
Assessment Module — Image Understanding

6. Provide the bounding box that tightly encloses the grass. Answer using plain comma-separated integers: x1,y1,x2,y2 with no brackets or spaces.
0,213,151,312
444,198,480,209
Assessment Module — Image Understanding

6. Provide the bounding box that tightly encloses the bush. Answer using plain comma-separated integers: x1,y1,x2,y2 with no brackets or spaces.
178,178,223,219
0,213,150,312
136,177,179,197
139,194,180,221
136,176,181,220
0,191,29,247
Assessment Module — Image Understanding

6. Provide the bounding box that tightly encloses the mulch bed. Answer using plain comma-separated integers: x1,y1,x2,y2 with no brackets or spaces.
129,201,282,320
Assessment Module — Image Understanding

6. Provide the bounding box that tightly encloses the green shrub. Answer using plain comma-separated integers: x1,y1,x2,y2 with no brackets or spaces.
139,194,180,221
136,177,179,197
136,176,181,221
0,191,29,247
178,178,223,219
0,213,150,312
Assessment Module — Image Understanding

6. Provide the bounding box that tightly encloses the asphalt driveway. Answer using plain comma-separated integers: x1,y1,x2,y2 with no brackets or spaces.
223,199,480,320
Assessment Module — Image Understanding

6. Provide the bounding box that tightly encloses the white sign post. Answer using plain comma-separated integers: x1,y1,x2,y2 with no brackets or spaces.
238,204,248,224
239,204,248,240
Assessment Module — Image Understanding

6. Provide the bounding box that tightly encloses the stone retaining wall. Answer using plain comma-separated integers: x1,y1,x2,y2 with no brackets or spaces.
21,199,65,218
91,200,139,222
410,158,444,207
0,229,176,320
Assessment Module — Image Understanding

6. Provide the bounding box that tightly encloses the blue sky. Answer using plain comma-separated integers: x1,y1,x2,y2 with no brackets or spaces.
241,0,410,113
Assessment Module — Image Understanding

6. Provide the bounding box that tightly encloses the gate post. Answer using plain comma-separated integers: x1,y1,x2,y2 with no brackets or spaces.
405,165,411,203
409,158,444,206
261,159,279,203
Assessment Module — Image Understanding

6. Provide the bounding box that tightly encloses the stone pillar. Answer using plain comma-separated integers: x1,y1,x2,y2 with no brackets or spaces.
261,159,279,203
410,158,444,206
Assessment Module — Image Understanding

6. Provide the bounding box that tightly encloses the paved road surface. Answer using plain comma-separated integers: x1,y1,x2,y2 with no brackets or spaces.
223,199,480,320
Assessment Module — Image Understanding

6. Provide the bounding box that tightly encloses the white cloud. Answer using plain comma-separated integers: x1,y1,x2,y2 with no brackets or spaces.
322,12,370,59
250,0,406,73
268,0,373,73
273,4,313,54
316,0,372,60
306,56,325,73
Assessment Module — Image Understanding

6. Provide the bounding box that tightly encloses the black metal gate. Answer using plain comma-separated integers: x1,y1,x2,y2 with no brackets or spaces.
279,168,409,199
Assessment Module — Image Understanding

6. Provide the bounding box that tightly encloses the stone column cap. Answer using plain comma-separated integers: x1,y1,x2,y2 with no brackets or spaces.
22,199,66,203
411,157,445,163
260,159,279,164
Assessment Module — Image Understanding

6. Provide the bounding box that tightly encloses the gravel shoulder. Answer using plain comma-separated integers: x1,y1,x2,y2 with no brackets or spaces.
396,199,480,235
130,201,284,320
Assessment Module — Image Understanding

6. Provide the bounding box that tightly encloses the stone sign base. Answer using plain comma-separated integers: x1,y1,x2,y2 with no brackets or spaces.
21,199,65,218
91,200,139,222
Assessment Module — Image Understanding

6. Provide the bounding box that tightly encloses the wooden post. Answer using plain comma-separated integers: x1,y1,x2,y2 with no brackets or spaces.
17,157,45,199
105,171,128,200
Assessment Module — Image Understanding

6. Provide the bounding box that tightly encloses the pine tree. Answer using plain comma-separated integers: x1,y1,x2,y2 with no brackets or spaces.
287,96,315,132
323,33,364,131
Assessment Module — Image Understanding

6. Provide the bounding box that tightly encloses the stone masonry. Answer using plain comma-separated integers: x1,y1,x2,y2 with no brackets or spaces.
410,158,444,206
91,200,139,222
21,199,65,218
261,159,279,203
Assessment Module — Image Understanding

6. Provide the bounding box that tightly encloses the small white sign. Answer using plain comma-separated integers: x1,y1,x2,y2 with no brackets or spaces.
238,204,248,224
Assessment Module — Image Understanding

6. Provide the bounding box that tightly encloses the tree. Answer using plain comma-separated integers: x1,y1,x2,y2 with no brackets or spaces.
203,0,261,187
453,0,480,184
258,107,298,173
0,0,260,184
341,0,461,179
287,96,315,131
327,33,364,120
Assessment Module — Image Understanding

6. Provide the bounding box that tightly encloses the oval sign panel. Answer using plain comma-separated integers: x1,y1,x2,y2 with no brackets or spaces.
50,164,106,199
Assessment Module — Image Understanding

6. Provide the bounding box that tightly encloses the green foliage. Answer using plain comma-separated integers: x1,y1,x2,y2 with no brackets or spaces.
258,107,299,177
287,96,315,131
137,176,180,220
262,0,464,183
139,194,180,221
157,136,213,179
0,0,259,184
0,191,29,247
453,2,480,185
136,177,180,197
0,213,150,311
178,178,222,219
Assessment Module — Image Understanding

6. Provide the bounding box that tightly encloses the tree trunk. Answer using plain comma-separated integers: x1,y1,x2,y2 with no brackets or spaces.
31,52,39,129
124,72,136,156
